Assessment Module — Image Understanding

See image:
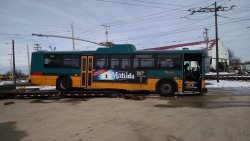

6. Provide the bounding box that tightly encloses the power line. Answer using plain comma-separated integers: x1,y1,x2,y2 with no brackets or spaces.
113,14,249,43
95,0,174,9
113,15,213,42
128,0,185,7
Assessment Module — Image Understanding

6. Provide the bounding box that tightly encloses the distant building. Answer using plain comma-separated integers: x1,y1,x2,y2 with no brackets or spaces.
243,63,250,73
144,39,229,72
0,74,13,81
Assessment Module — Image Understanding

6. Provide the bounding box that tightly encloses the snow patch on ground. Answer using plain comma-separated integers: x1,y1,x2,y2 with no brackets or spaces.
206,80,250,88
16,86,56,90
0,81,13,86
206,72,235,75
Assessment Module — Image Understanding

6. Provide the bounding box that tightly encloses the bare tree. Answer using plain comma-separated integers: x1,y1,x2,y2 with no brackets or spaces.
5,69,27,79
228,49,241,70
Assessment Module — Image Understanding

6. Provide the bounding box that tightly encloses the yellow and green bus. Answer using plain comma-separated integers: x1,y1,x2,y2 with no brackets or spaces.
30,44,207,96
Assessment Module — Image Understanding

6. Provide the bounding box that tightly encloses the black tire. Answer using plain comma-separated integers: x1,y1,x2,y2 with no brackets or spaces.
158,81,175,96
56,77,72,92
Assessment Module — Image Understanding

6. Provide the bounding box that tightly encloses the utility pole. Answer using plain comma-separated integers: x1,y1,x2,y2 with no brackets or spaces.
203,28,209,50
71,23,75,50
203,28,210,73
101,24,110,43
189,2,235,83
33,44,42,51
12,40,16,90
8,54,13,81
215,2,219,82
27,44,30,78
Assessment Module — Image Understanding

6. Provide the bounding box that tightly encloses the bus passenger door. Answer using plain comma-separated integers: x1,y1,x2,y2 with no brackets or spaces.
81,56,93,88
183,54,202,94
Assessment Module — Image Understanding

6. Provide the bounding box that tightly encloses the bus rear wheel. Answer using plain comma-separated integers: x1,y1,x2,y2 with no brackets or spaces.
57,77,72,92
158,81,175,96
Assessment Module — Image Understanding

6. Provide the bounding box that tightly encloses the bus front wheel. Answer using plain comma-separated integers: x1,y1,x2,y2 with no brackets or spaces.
56,77,72,92
158,81,175,96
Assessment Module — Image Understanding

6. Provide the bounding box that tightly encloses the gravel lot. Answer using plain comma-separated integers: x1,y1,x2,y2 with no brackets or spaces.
1,88,250,141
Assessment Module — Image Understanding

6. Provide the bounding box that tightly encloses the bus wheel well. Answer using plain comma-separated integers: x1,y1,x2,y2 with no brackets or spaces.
156,79,177,96
56,75,69,82
56,75,72,92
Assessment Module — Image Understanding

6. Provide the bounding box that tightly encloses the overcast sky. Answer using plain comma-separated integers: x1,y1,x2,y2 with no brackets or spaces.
0,0,249,74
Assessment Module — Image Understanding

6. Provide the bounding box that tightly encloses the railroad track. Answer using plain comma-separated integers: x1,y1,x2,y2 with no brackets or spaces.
0,87,164,101
206,74,250,81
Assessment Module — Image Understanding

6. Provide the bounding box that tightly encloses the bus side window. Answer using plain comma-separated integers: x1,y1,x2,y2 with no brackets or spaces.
157,55,181,69
133,58,139,68
62,55,80,68
158,58,174,68
133,55,154,69
95,56,108,69
44,54,61,68
111,58,119,69
141,58,154,68
121,56,130,69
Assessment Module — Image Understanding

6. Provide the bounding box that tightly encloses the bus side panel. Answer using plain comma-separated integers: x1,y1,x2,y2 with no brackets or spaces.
31,75,81,87
71,76,81,88
202,80,206,89
92,79,183,92
92,79,159,91
45,76,58,86
30,75,46,85
132,79,158,90
175,80,183,92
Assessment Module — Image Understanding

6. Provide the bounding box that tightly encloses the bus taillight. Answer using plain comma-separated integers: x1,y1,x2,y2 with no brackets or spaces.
31,72,43,75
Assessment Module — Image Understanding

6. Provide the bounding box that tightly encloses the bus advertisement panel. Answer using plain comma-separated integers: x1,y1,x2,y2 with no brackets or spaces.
93,69,147,83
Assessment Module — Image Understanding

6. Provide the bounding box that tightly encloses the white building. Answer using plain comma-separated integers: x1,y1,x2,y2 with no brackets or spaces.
144,39,229,71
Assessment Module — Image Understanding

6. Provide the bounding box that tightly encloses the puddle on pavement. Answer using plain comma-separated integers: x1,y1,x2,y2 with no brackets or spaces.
154,87,250,109
155,100,250,109
59,98,88,103
29,98,88,105
0,121,28,141
208,88,250,96
29,99,59,103
3,101,15,106
58,98,88,105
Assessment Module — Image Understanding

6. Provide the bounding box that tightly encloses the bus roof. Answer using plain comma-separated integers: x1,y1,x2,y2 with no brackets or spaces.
33,44,206,55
